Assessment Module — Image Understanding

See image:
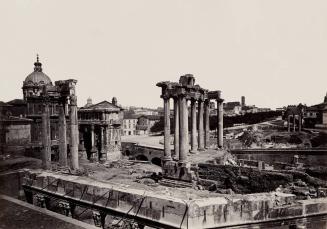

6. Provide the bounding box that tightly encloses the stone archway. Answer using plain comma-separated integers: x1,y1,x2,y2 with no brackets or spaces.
125,150,131,156
151,157,162,166
135,154,148,161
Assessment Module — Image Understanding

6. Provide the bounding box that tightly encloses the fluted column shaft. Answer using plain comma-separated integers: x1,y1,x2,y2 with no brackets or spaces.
90,125,95,148
69,95,79,169
58,103,67,167
204,100,210,149
42,103,51,170
198,100,205,151
100,126,106,161
163,97,172,161
191,99,197,152
179,96,188,162
217,100,224,148
173,98,179,159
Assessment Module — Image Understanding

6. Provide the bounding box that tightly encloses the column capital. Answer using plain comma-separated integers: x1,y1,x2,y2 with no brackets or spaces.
161,95,171,100
204,99,210,105
216,98,224,103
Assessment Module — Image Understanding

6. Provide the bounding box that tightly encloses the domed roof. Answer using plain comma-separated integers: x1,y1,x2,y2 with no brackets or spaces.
23,55,52,86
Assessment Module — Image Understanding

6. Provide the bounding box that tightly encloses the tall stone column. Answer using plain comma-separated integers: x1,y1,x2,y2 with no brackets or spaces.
185,99,189,152
58,102,67,167
217,99,224,148
190,99,197,153
204,100,210,149
90,124,98,162
288,115,291,132
198,99,205,151
41,102,51,170
173,98,179,159
99,126,106,162
90,125,95,149
293,114,296,132
69,95,79,170
179,96,188,162
163,97,172,161
299,115,302,132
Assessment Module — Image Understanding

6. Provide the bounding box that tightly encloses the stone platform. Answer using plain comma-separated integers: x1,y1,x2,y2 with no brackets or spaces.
21,169,327,228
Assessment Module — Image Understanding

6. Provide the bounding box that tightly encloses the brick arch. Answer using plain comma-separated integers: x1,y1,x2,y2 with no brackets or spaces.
135,154,149,161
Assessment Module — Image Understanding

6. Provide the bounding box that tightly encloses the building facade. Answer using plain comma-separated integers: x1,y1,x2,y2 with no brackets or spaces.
304,93,327,129
78,98,123,161
122,112,138,136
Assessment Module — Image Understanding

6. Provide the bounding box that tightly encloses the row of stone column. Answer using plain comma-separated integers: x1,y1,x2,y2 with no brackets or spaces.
163,96,223,164
42,96,79,170
287,114,302,132
88,124,110,162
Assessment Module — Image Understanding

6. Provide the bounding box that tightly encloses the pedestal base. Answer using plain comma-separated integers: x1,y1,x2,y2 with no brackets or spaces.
106,151,122,161
99,153,107,163
189,149,198,154
89,147,98,162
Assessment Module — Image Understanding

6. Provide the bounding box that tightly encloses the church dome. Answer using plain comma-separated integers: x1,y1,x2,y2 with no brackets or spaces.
23,55,52,87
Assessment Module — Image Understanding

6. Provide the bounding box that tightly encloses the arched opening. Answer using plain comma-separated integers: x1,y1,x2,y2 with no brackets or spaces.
125,150,130,156
151,157,162,166
135,154,148,161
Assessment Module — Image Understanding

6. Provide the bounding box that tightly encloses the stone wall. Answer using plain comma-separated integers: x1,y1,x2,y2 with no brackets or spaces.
22,169,327,229
5,124,30,145
232,149,327,167
198,163,294,194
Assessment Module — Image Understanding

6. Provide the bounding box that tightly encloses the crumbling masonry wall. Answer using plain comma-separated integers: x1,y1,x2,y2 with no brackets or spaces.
22,169,327,228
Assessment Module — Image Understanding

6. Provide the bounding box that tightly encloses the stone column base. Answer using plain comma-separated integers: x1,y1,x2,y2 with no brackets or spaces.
189,149,198,154
89,147,98,162
106,151,122,161
99,153,107,163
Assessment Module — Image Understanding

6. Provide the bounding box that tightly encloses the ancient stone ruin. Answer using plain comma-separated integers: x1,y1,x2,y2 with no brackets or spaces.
157,74,224,181
39,79,79,170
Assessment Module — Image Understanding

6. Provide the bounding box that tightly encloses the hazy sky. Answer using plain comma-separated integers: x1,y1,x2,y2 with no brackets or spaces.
0,0,326,109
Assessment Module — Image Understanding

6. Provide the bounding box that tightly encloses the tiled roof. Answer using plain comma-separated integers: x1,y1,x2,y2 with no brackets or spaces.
7,99,27,105
0,101,11,107
307,102,327,111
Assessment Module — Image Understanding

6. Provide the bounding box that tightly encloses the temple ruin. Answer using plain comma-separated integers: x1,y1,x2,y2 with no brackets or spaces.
157,74,224,181
40,79,79,170
78,98,123,162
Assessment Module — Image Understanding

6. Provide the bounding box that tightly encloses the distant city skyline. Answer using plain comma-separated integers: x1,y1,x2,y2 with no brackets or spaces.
0,0,326,109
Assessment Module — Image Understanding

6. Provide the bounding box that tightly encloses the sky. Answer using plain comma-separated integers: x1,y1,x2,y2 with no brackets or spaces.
0,0,326,109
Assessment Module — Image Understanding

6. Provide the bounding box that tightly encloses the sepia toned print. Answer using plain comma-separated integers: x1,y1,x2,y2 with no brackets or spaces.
1,1,327,228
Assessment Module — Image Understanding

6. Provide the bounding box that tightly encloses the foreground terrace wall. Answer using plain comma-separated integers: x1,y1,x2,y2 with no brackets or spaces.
22,169,327,228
